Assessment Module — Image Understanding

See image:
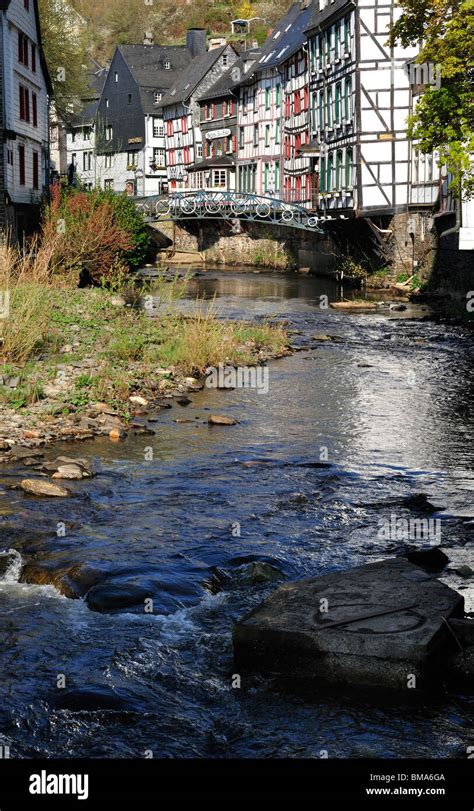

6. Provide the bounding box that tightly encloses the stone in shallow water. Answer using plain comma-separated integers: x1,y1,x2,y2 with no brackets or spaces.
20,479,70,498
86,583,152,613
233,559,463,691
208,414,238,426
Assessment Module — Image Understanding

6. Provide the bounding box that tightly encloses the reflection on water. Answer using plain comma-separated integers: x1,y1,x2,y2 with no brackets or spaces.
0,268,472,758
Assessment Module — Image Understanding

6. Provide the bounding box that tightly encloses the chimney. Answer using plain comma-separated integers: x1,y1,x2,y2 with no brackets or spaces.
143,32,154,46
186,28,207,58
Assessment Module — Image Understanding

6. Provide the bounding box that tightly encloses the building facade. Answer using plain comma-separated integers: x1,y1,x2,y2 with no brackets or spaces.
159,39,238,191
0,0,51,242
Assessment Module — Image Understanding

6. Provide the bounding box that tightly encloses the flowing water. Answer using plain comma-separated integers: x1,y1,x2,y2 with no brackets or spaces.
0,269,473,759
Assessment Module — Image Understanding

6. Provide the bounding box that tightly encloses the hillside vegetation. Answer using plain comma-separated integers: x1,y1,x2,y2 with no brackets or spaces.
70,0,293,62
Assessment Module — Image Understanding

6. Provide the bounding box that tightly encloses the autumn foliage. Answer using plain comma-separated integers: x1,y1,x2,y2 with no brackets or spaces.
40,185,148,285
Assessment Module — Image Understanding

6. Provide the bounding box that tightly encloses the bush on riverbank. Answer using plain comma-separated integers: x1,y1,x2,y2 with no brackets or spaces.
42,186,150,283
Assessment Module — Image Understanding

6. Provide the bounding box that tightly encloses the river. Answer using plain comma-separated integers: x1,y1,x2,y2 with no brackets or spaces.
0,269,472,758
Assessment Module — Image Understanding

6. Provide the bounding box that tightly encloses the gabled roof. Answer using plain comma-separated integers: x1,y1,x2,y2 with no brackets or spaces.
305,0,355,34
198,51,261,102
242,1,314,80
160,45,234,108
67,59,107,127
118,44,193,89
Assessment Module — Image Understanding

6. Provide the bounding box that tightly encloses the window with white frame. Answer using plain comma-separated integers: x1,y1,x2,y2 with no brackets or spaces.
105,153,113,169
104,179,113,189
152,147,165,167
154,91,162,104
212,169,226,188
153,117,164,137
127,151,138,167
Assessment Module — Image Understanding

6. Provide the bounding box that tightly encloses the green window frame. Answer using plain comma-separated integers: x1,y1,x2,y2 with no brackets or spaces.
265,88,271,110
327,153,333,190
326,88,333,128
319,156,325,192
345,148,353,188
275,119,281,144
264,163,269,192
335,83,342,123
344,78,352,120
275,160,280,191
344,16,351,52
335,150,343,190
275,84,281,107
265,124,270,147
319,92,324,130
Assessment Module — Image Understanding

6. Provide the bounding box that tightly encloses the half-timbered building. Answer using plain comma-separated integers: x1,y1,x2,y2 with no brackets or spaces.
159,38,238,192
0,0,52,242
235,1,313,201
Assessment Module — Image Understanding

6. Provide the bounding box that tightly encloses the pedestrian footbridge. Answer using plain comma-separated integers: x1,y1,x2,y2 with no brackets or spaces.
133,191,324,233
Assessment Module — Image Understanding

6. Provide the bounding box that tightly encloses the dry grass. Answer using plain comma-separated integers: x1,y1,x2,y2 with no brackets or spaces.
0,239,56,364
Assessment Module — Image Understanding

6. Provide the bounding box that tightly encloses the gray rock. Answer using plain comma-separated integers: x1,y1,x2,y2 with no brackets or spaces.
233,558,463,691
53,685,133,711
406,547,449,572
4,375,20,389
455,565,473,578
237,561,285,584
86,583,152,613
52,464,86,480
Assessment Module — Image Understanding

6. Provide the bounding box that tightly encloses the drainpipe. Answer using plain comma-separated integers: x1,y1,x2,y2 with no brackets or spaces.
439,194,461,239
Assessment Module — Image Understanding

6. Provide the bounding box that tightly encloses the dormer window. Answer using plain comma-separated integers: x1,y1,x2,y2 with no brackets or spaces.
106,125,113,140
154,91,162,104
164,60,171,70
114,72,118,82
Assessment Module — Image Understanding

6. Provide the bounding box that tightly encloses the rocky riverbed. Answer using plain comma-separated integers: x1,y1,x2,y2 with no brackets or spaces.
0,268,472,759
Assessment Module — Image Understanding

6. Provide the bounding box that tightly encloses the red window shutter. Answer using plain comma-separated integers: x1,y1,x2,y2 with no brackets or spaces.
211,103,215,118
24,88,30,122
32,93,37,126
31,43,36,72
19,86,24,120
232,135,236,152
33,151,39,189
303,87,309,110
230,99,235,115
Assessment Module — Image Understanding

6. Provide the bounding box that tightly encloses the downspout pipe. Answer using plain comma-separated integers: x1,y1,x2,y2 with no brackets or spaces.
439,194,461,239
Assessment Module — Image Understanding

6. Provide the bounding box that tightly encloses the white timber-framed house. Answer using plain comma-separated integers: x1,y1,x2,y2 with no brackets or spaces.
0,0,52,242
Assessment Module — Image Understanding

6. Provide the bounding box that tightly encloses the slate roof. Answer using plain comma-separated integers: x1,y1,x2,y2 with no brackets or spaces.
241,1,314,82
118,45,192,89
197,51,261,102
159,46,230,108
305,0,355,33
68,59,107,127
